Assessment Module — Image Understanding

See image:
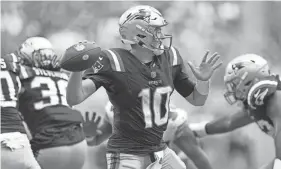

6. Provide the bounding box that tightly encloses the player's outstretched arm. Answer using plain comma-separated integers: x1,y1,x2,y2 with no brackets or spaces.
83,111,112,146
93,120,112,146
86,119,112,146
66,72,97,106
174,50,222,106
187,51,222,106
190,109,253,137
174,121,214,169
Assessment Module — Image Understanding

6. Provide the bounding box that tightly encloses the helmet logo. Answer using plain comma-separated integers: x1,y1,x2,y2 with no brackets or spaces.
253,88,268,106
74,43,85,51
232,62,244,72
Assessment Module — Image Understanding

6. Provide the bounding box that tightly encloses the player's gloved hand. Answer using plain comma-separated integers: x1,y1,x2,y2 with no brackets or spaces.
188,51,222,81
188,121,209,138
82,111,102,138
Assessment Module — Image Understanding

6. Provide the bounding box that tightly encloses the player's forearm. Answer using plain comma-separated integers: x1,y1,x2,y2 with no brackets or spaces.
185,80,209,106
67,72,84,105
174,124,213,169
205,117,235,134
189,118,234,138
67,72,97,106
191,111,252,137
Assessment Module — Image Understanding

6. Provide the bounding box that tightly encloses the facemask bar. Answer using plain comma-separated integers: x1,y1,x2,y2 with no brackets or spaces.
136,24,172,53
224,82,237,104
224,72,249,105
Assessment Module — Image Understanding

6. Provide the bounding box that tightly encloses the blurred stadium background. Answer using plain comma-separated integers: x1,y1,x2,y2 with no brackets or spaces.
1,1,281,169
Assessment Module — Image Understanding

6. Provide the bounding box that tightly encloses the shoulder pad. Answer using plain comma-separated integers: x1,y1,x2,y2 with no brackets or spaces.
247,76,278,109
1,58,19,73
101,48,126,72
2,53,20,63
18,65,35,80
167,46,183,66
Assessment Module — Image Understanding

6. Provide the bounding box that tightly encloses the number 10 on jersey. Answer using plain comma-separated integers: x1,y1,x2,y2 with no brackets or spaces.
139,86,172,128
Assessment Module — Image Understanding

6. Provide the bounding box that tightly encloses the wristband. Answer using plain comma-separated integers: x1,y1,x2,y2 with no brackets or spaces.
189,121,208,137
273,158,281,169
195,80,210,95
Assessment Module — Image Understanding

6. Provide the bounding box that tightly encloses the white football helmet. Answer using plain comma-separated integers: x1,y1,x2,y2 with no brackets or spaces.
18,37,60,70
224,54,271,105
119,5,172,55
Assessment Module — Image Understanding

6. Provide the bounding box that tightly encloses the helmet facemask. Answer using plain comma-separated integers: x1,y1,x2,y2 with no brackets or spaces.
18,37,61,70
134,24,172,55
224,60,270,105
224,72,252,105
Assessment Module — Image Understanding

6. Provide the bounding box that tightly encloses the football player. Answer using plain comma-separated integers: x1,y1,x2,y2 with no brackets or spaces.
1,54,41,169
67,5,221,169
83,101,213,169
189,54,281,169
14,37,87,169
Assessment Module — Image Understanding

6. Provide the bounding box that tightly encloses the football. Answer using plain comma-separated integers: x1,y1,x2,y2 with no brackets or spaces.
60,41,102,72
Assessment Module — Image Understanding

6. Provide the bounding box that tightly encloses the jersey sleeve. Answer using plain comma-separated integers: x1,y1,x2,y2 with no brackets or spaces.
104,101,114,125
168,47,196,97
82,49,125,89
1,53,20,74
18,65,35,80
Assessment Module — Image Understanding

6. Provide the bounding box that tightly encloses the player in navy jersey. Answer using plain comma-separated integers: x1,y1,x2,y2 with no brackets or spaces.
1,55,41,169
190,54,281,169
15,37,87,169
82,102,213,169
67,5,221,169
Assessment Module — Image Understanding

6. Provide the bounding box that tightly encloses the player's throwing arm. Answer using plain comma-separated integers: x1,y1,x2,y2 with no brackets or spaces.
62,41,102,106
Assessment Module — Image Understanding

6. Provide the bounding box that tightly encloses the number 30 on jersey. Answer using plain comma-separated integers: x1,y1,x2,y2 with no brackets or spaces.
139,86,172,128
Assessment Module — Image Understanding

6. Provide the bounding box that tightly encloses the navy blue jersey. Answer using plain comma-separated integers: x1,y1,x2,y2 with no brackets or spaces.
1,54,25,133
83,46,195,154
18,59,84,150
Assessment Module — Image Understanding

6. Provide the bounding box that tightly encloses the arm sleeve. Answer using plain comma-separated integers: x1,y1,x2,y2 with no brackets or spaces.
82,51,112,89
170,47,196,97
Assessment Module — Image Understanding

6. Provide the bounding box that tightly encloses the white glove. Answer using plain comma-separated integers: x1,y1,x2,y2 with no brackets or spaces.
189,121,209,138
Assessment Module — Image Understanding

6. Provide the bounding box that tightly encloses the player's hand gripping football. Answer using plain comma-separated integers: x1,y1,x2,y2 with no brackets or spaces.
82,111,102,138
188,51,222,81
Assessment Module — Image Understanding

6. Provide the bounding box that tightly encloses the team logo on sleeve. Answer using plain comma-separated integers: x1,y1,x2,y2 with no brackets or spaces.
93,60,104,73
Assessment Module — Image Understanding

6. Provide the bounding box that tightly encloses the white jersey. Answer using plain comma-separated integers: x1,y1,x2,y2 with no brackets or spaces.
104,102,188,142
